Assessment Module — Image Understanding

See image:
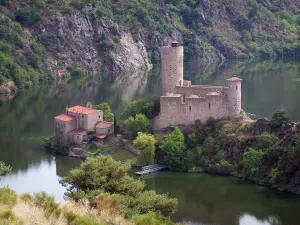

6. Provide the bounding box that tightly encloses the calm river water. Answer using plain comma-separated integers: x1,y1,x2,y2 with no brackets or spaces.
1,60,300,225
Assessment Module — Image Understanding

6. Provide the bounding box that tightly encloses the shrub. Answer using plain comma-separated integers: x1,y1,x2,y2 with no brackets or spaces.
0,209,17,221
33,192,60,217
94,194,124,216
20,193,32,203
0,187,17,208
243,148,264,177
270,110,291,129
207,160,234,175
0,161,11,176
27,51,41,68
127,190,178,216
0,42,12,54
270,168,278,185
60,156,145,197
15,6,41,26
72,216,105,225
256,133,280,150
68,64,87,77
132,212,176,225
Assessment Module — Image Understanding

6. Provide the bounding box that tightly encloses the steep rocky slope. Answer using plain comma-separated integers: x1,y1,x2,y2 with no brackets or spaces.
0,0,300,90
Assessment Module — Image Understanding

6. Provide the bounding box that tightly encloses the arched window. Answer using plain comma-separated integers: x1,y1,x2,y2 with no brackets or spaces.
236,86,238,90
189,106,191,111
208,103,211,109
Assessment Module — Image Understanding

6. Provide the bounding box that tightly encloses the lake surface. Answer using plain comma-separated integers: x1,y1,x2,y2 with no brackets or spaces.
1,60,300,224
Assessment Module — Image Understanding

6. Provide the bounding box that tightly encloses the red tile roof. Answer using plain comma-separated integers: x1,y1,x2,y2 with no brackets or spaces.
67,105,99,115
227,77,242,82
70,129,87,135
55,114,75,122
93,133,107,139
96,121,112,129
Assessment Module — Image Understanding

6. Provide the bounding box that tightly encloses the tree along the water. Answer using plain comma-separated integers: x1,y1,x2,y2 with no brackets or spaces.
160,127,187,171
133,132,156,165
60,156,178,216
0,161,11,176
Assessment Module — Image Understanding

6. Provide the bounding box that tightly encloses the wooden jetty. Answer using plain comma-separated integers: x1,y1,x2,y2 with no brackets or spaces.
135,164,167,175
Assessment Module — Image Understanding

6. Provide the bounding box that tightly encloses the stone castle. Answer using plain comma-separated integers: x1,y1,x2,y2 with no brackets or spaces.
153,42,242,130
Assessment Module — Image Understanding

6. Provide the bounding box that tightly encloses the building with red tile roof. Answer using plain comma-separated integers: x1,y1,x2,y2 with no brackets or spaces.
67,105,99,115
54,104,113,145
55,114,75,122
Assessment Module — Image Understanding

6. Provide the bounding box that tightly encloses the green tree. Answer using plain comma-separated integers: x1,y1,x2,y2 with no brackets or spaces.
121,99,153,120
0,161,11,176
123,114,151,140
15,6,41,26
127,190,178,216
160,127,187,171
94,102,114,122
60,156,178,216
132,212,176,225
60,156,145,197
133,132,156,165
256,133,280,150
270,110,292,129
243,148,264,177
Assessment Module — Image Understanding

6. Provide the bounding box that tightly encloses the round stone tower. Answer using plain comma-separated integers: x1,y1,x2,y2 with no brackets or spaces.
227,77,242,115
160,42,184,95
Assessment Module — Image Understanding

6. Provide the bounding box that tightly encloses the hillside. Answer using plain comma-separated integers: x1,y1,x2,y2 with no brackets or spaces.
1,0,300,91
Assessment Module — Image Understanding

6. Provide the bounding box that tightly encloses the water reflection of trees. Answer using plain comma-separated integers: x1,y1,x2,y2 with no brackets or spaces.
0,69,151,172
144,172,300,225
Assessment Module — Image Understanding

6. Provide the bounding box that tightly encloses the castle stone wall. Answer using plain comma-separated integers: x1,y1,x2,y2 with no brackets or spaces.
154,94,229,129
160,46,184,95
176,85,228,97
153,43,242,130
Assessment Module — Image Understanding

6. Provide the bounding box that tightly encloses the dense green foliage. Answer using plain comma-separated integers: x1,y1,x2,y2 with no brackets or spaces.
133,132,156,165
132,212,176,225
60,156,178,216
60,156,144,197
243,148,264,177
0,0,299,90
66,0,300,60
121,99,154,120
94,102,114,122
159,127,187,171
0,161,11,176
160,110,300,194
0,15,48,88
270,110,292,129
123,114,151,140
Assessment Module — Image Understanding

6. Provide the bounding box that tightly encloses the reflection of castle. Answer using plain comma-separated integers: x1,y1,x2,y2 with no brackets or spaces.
154,42,242,130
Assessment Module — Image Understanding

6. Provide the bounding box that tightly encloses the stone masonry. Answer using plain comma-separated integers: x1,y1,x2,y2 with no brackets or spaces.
153,42,242,130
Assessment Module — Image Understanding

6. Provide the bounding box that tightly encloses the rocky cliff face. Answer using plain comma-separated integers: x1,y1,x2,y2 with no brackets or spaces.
31,8,152,80
1,0,300,88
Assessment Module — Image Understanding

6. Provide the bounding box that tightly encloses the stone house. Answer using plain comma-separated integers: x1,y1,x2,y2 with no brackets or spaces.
54,105,113,145
153,42,243,130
